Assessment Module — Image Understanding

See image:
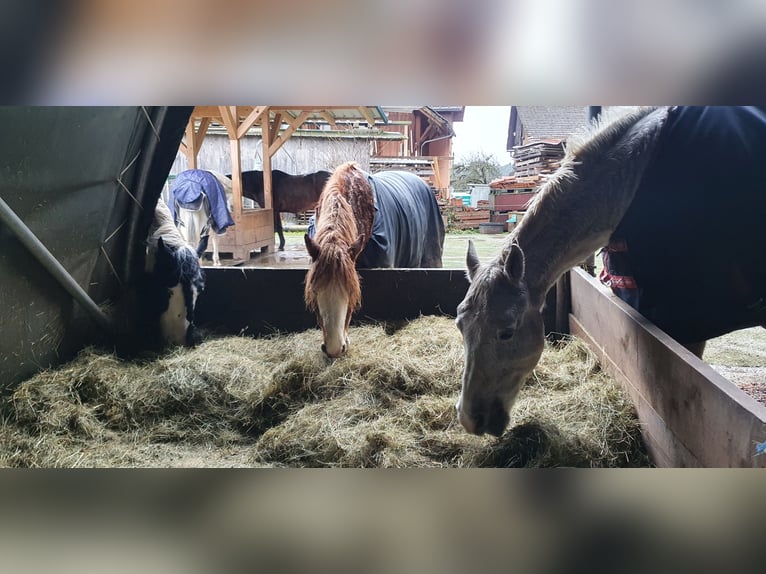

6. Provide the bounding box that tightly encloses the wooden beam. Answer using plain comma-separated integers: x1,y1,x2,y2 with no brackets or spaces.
218,106,238,140
184,121,198,169
236,106,267,140
319,111,338,129
418,123,436,149
262,114,273,212
269,109,312,157
358,106,377,127
431,157,443,192
191,106,224,120
269,112,283,144
569,268,766,467
194,117,211,150
229,136,243,221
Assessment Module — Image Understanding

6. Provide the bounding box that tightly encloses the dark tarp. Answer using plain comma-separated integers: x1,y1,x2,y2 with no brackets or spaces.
356,170,445,268
604,106,766,343
0,107,192,389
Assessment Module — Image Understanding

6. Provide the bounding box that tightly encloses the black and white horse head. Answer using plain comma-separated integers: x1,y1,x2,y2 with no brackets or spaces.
143,201,206,347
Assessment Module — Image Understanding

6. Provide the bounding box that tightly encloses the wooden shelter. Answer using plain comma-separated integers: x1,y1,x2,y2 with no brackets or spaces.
179,106,388,261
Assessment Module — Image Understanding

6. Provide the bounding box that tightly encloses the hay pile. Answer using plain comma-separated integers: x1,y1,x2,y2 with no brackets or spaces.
0,316,650,467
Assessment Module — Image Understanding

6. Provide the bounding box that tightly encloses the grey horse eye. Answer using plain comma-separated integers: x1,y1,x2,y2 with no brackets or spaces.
498,328,515,341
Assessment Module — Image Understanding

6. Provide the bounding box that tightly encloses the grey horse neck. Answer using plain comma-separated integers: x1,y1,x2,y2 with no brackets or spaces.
506,106,670,306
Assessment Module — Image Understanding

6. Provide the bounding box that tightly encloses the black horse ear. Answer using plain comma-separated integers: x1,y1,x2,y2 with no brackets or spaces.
157,236,171,257
504,242,525,283
305,234,320,261
196,235,209,258
466,239,481,281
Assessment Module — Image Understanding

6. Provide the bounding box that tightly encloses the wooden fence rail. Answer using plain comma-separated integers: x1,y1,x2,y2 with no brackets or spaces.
568,268,766,468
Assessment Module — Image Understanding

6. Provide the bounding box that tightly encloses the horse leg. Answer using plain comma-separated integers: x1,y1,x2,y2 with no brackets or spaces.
683,341,706,359
275,212,285,251
211,233,220,266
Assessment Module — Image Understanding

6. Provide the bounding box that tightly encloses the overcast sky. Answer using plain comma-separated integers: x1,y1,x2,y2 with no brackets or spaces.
451,106,511,165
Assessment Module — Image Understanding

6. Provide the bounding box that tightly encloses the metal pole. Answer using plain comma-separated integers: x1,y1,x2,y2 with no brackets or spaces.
0,195,114,334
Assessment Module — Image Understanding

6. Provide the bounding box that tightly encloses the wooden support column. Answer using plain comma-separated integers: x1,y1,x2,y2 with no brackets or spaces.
229,137,243,221
218,106,244,221
261,108,273,211
184,122,199,169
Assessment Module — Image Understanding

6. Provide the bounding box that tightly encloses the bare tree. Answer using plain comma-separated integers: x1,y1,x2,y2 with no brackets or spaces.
451,152,502,193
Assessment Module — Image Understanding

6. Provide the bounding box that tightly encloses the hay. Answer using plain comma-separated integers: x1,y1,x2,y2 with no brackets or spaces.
0,316,650,468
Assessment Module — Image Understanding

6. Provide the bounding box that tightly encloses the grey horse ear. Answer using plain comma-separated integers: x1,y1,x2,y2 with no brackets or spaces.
466,239,481,281
504,242,525,282
304,234,320,261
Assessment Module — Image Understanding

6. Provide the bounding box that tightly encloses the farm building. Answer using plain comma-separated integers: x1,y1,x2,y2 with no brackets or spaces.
167,106,463,257
170,106,462,196
1,106,765,468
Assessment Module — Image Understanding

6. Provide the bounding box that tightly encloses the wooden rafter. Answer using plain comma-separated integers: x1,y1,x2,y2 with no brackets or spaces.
269,110,312,157
195,118,211,149
319,110,338,129
236,106,267,140
218,106,238,140
269,112,283,144
357,106,377,127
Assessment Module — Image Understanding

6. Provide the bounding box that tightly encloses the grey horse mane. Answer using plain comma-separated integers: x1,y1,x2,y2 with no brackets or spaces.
499,106,661,265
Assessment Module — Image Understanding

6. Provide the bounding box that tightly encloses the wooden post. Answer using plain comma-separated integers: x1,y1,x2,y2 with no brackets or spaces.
262,108,273,211
184,122,198,169
554,271,571,336
230,136,243,221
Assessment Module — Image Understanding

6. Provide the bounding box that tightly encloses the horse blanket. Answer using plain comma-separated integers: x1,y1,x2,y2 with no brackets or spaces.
356,171,445,268
600,106,766,343
168,169,234,234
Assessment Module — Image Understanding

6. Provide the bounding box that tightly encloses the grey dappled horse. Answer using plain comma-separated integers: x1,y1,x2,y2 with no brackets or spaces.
455,106,766,436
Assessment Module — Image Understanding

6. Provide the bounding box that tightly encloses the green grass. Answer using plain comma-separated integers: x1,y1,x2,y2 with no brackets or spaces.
703,327,766,367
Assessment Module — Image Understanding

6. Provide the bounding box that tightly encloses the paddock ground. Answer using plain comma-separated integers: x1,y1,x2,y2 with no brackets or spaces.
212,230,509,269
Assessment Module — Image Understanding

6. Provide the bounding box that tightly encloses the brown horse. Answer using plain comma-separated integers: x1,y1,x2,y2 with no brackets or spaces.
303,163,373,357
304,161,445,357
237,169,331,251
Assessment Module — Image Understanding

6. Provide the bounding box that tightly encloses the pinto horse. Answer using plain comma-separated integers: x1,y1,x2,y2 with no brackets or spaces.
237,169,331,251
304,161,445,357
169,169,234,266
455,106,766,437
142,200,206,348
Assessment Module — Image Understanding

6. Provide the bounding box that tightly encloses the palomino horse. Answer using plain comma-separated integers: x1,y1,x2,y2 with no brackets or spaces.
238,169,331,251
169,169,234,266
143,200,206,347
455,106,766,436
304,161,445,357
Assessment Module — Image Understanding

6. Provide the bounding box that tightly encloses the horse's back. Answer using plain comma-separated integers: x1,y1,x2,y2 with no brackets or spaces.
358,170,445,268
611,106,766,341
171,169,234,233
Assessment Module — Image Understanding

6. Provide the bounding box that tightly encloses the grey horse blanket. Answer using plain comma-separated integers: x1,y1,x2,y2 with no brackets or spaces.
356,170,445,268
